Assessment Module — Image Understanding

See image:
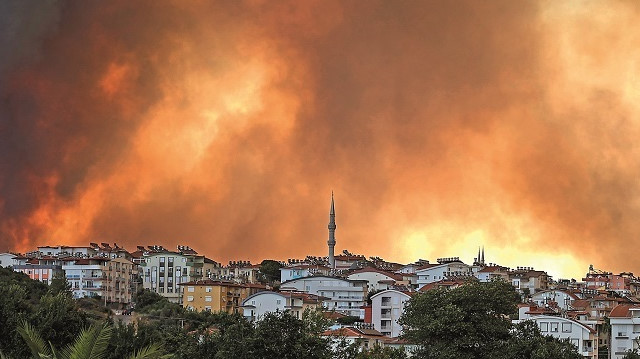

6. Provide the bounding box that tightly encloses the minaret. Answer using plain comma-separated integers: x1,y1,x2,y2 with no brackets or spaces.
328,192,336,270
481,246,485,265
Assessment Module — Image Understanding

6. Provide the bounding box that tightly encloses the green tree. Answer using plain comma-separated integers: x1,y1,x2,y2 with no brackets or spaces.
49,271,71,296
6,321,171,359
258,259,282,283
400,279,518,359
504,321,582,359
623,349,640,359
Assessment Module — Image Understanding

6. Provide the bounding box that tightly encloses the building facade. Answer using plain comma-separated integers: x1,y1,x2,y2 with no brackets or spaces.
180,279,264,313
242,291,324,321
370,289,411,338
280,276,367,317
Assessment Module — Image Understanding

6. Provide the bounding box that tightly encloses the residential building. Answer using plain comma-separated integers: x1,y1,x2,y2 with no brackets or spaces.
280,264,330,283
139,245,219,304
0,252,16,267
475,265,509,282
61,257,136,304
609,304,640,359
179,279,265,313
531,289,579,312
36,245,96,258
242,290,325,321
516,315,598,358
415,258,472,290
12,256,63,285
280,275,367,317
370,289,411,337
346,267,404,293
322,325,391,351
508,267,550,294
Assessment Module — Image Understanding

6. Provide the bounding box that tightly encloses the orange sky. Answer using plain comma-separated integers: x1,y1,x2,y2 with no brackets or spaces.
1,1,639,279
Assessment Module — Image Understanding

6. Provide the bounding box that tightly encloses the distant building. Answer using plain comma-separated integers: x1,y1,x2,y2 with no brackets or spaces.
61,256,136,304
280,264,330,283
508,267,549,294
12,256,63,285
0,252,16,268
346,267,404,293
280,275,367,317
415,258,472,290
241,290,325,321
530,289,579,312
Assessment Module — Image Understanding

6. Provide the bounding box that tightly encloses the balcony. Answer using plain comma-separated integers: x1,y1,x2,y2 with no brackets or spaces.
616,333,629,339
381,298,391,306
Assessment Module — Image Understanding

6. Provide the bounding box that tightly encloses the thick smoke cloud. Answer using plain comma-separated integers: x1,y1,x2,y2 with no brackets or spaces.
1,0,638,278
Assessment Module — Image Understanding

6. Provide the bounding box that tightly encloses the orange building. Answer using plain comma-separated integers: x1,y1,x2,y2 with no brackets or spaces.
179,279,265,313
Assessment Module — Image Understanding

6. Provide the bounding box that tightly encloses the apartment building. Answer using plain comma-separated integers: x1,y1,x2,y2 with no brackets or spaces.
179,279,265,313
516,315,598,358
242,290,325,321
346,267,404,292
610,304,640,358
12,256,63,285
415,258,472,290
370,289,412,337
508,267,549,294
61,256,136,304
139,245,219,303
279,275,367,317
0,252,16,267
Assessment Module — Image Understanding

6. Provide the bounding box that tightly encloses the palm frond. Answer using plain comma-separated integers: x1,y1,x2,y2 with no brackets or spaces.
17,321,52,359
66,323,112,359
127,343,172,359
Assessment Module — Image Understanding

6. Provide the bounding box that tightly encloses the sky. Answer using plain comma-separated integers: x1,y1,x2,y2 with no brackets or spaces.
1,0,639,279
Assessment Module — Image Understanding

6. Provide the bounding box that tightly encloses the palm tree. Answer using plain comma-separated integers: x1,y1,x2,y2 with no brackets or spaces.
2,321,171,359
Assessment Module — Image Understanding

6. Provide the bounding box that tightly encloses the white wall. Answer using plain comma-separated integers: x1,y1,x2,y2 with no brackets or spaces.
0,253,16,267
242,292,286,321
530,290,575,311
281,276,366,317
416,262,471,289
517,316,597,358
347,271,397,292
371,290,411,338
610,309,640,358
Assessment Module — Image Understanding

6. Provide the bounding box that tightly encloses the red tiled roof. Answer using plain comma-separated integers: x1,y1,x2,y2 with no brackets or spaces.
347,267,403,281
610,304,640,318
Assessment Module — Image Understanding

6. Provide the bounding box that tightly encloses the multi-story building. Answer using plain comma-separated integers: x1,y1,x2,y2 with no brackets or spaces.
610,304,640,358
279,275,367,317
280,264,330,283
474,265,510,282
530,289,579,311
415,258,472,290
179,279,265,313
516,315,598,358
370,289,411,337
508,267,549,294
61,256,136,304
139,245,219,304
242,290,325,321
219,261,260,284
36,245,97,258
346,267,403,293
12,256,63,285
0,252,16,267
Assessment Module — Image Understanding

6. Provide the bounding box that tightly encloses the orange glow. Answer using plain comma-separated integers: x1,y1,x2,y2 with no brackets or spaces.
1,1,639,279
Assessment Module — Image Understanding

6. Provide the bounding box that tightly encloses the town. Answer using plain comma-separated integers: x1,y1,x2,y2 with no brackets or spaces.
1,197,639,359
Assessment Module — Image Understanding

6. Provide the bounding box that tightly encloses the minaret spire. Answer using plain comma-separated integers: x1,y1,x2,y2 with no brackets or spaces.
328,192,336,270
481,246,485,265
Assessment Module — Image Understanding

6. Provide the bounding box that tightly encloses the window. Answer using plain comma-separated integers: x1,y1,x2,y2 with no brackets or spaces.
168,257,174,267
562,322,571,333
539,322,548,332
205,306,212,312
276,300,282,305
188,286,195,292
206,287,212,293
550,322,558,332
187,296,194,302
205,296,212,302
159,257,165,267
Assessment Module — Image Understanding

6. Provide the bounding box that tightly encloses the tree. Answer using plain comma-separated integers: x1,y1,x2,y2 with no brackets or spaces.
400,279,518,359
258,259,282,283
8,321,171,359
399,279,582,359
504,321,582,359
49,271,71,296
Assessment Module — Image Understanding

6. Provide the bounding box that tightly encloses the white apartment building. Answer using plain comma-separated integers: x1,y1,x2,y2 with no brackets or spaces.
516,315,598,358
347,268,403,292
37,245,97,257
241,291,324,321
370,289,411,337
0,252,16,267
140,246,219,304
280,276,367,317
280,264,330,283
610,304,640,358
12,256,63,285
531,289,579,311
415,259,472,290
61,257,136,304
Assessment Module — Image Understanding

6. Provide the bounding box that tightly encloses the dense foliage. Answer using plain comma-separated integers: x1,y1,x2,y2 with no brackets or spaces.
400,279,582,359
258,259,283,284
